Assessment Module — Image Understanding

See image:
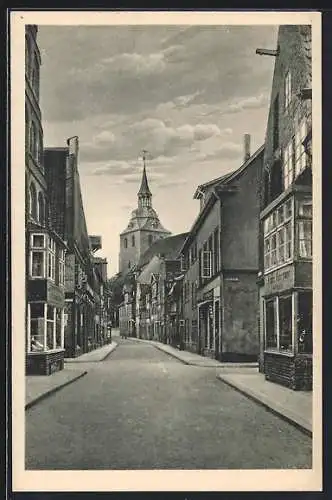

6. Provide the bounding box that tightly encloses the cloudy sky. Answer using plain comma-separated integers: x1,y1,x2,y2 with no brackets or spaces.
37,24,278,276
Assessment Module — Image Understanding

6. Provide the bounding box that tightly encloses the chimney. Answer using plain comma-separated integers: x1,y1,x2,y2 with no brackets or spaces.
244,134,251,162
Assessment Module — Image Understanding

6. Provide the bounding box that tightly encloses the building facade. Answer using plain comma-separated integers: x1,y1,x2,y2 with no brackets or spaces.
44,138,103,358
25,25,67,375
118,157,171,274
257,25,313,390
180,137,264,361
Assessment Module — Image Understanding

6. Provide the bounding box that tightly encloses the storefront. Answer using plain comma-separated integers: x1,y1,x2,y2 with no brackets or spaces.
197,286,220,358
261,191,312,390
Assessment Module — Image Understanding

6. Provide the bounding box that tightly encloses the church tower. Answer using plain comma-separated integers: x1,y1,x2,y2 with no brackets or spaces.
118,152,171,274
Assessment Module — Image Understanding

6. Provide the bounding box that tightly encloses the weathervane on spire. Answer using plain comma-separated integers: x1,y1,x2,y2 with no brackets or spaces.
140,149,152,168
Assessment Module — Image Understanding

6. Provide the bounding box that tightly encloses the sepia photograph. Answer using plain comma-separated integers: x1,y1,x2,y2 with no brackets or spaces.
11,10,322,492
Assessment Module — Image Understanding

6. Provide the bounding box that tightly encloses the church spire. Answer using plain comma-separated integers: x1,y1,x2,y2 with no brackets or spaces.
138,150,152,208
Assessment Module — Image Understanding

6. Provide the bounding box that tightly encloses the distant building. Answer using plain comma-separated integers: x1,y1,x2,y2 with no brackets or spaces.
257,25,312,390
180,136,264,361
25,25,67,375
118,156,171,274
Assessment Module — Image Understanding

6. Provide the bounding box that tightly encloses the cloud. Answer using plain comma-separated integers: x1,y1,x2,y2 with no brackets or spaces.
80,118,223,164
156,179,187,189
225,93,269,114
198,142,243,162
38,25,277,122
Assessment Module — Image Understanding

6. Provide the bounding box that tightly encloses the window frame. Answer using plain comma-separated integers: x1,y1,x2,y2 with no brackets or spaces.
30,233,47,278
284,70,292,111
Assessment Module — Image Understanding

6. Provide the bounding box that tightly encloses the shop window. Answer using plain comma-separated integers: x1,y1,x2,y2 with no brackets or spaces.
284,71,292,111
265,299,277,349
279,295,293,351
46,305,55,350
297,291,312,354
30,303,45,352
29,182,37,220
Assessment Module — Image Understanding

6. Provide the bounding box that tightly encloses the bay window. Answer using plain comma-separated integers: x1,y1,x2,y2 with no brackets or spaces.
48,237,56,280
297,198,312,259
263,198,293,272
30,233,46,277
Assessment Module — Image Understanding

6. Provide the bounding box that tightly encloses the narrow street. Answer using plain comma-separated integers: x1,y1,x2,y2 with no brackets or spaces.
25,338,312,470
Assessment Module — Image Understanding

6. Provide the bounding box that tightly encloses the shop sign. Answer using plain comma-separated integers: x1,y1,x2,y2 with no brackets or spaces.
264,265,294,294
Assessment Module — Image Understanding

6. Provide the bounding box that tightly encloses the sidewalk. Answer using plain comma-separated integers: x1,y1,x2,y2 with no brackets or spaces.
65,341,118,363
26,366,87,410
217,372,312,435
130,337,258,369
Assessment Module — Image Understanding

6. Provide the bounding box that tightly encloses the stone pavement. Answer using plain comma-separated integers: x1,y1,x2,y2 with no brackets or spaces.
65,341,118,363
129,336,312,435
130,337,258,369
26,367,87,409
217,372,312,435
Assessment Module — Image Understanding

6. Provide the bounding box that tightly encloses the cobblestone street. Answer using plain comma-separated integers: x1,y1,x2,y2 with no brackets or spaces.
25,338,312,470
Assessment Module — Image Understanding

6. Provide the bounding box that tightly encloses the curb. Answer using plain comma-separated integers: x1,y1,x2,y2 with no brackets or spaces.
64,343,118,363
101,342,119,361
25,371,88,410
152,343,191,365
217,375,312,437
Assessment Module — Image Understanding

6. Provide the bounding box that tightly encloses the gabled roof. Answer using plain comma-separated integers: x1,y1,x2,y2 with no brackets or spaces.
137,232,189,269
194,144,264,199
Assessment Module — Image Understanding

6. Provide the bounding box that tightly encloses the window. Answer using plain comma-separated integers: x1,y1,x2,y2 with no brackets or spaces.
279,295,293,351
273,94,279,151
297,291,312,354
148,234,153,246
132,235,135,247
213,228,220,274
59,249,65,286
295,118,308,178
30,303,45,351
124,238,128,249
29,121,37,159
48,238,56,280
46,305,55,350
265,299,277,348
283,140,294,190
38,192,45,225
32,55,40,99
180,253,188,272
29,182,37,219
30,233,46,278
128,261,131,269
298,221,312,258
263,198,293,272
201,251,212,278
25,34,31,76
284,71,292,110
